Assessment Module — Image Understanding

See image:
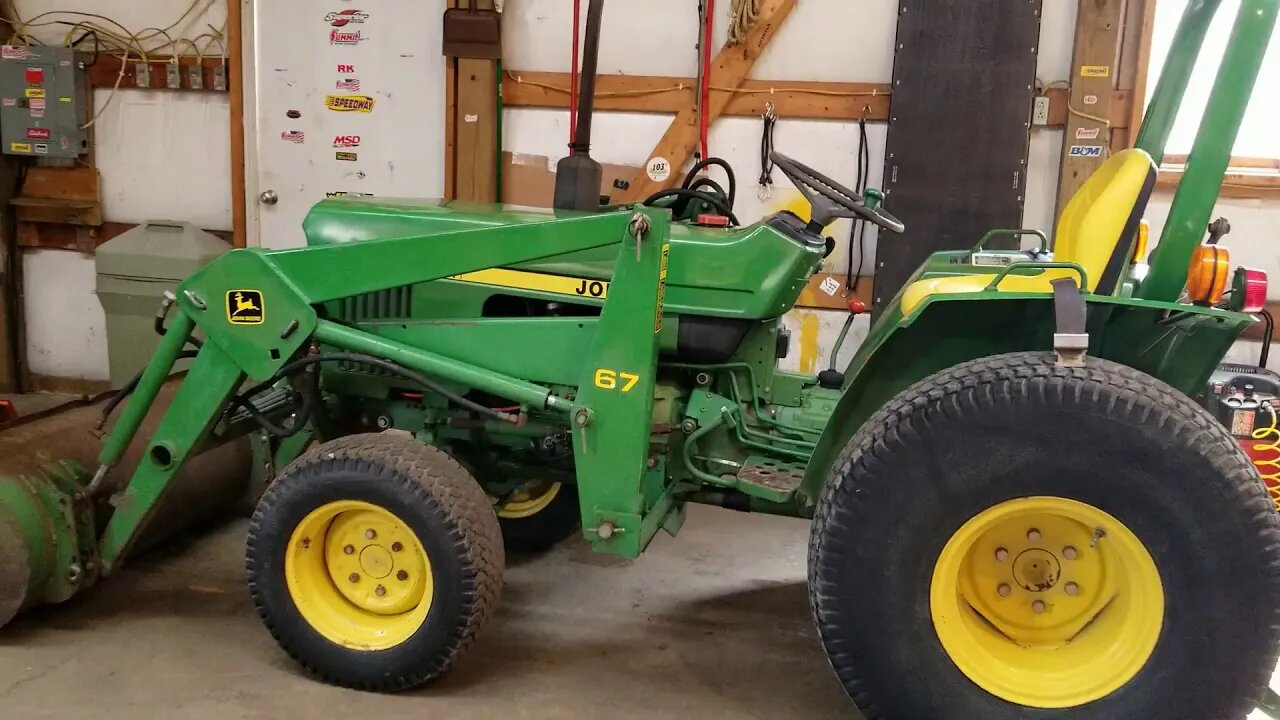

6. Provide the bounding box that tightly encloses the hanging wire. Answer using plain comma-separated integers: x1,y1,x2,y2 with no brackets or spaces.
757,102,777,200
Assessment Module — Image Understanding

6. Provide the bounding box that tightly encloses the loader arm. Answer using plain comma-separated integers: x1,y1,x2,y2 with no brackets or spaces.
94,208,669,571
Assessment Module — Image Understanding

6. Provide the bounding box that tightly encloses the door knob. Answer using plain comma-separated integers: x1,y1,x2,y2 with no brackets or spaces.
259,190,279,206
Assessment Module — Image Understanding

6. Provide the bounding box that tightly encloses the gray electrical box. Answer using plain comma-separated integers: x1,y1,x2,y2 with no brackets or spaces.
0,45,87,159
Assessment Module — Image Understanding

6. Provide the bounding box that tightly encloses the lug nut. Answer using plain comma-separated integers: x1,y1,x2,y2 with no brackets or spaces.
348,573,360,583
391,542,403,553
301,537,311,549
1062,546,1078,560
365,529,377,540
1032,600,1046,614
343,544,355,555
1027,528,1042,543
375,585,386,597
1064,582,1080,596
997,583,1012,597
397,570,409,581
994,547,1009,562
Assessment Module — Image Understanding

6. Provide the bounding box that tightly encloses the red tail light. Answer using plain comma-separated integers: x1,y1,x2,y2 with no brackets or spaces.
1241,268,1268,313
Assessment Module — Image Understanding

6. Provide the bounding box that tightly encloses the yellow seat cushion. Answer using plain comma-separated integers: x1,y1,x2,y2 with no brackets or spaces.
898,148,1156,316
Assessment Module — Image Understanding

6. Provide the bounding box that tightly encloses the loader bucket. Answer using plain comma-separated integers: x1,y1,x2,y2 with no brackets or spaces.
0,382,254,627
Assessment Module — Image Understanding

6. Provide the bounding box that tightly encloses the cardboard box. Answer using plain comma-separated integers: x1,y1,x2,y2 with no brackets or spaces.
502,151,641,208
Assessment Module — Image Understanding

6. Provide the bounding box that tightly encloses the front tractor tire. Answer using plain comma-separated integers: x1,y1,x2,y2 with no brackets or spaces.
491,480,582,554
246,433,503,692
809,352,1280,720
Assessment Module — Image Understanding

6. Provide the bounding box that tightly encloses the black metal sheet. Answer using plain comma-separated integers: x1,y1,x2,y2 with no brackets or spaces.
874,0,1043,317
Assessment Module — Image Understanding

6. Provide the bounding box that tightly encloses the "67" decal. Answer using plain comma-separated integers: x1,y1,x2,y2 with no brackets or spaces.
594,369,640,392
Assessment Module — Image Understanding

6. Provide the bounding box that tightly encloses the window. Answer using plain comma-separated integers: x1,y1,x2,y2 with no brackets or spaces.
1144,1,1280,176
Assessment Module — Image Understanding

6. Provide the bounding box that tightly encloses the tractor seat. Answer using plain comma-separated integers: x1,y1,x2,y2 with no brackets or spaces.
900,149,1157,315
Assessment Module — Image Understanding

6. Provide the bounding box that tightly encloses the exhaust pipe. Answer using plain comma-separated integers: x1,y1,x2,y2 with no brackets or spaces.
553,0,605,211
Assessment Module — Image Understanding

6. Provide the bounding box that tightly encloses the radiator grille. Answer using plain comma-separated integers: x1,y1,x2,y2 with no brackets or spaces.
336,286,414,375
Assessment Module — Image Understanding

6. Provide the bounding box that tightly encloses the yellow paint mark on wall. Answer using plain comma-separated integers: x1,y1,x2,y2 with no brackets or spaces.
799,312,821,374
775,191,812,223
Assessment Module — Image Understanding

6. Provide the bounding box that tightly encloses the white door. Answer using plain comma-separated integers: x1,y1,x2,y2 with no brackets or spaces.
246,0,447,250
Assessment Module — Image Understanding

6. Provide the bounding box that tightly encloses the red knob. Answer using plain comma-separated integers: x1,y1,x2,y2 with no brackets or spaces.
848,300,868,315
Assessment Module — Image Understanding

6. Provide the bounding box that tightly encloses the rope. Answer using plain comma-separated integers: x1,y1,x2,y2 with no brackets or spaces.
727,0,760,46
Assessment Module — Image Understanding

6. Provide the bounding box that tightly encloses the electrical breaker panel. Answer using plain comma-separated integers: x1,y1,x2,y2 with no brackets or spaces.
0,45,88,159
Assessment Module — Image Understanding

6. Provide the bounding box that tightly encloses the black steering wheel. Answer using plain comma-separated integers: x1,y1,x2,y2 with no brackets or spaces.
771,151,905,234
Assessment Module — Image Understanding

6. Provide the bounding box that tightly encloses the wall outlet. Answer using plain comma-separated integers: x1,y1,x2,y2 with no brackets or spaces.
165,62,182,89
1032,96,1051,126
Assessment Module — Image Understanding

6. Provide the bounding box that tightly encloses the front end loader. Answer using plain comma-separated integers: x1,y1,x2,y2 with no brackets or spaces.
3,0,1279,717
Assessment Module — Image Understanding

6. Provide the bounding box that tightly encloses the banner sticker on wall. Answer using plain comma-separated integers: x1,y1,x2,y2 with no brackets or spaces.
325,95,375,113
282,130,306,144
326,9,369,26
333,135,361,148
1080,65,1111,78
329,30,366,46
646,157,671,183
1075,127,1101,140
335,151,359,162
1068,145,1103,158
336,78,361,91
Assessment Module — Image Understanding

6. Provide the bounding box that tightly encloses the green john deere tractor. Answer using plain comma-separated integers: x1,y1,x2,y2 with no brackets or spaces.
3,0,1280,717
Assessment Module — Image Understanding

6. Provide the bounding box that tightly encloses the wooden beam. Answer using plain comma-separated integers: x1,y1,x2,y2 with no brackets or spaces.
229,0,247,248
1055,0,1125,224
1156,173,1280,200
1043,87,1132,127
443,0,458,200
455,58,499,202
1121,0,1157,148
11,167,101,226
16,221,232,253
618,0,797,203
503,71,892,122
86,55,232,93
795,271,872,311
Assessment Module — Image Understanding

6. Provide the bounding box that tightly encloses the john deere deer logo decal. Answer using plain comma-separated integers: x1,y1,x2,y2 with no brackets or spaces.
226,290,265,325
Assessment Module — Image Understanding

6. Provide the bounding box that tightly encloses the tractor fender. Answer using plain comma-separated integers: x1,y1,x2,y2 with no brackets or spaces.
797,292,1254,512
798,296,1059,512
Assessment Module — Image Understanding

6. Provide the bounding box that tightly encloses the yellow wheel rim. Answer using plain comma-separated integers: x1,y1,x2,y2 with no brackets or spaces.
491,481,561,520
285,500,433,650
930,496,1163,709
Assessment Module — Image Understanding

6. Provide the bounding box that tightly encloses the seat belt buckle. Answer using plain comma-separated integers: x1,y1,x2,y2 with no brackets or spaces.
1053,333,1089,367
1050,277,1089,367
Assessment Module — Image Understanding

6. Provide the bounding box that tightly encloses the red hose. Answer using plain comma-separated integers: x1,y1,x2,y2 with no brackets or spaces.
570,0,582,144
699,0,714,161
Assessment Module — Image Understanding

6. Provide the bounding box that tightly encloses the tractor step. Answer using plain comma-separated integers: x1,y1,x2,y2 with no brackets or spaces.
734,457,805,503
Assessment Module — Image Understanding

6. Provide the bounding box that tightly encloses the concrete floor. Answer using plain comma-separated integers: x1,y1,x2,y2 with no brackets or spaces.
0,505,858,720
4,502,1278,720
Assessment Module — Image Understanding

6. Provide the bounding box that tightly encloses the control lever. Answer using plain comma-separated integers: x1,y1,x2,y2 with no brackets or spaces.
1207,217,1232,245
817,300,868,389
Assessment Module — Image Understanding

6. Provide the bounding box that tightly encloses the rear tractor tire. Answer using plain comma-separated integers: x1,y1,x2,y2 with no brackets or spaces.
246,433,503,692
809,352,1280,720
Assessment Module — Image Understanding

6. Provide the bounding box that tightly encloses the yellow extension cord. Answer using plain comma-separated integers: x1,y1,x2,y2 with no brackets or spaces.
1251,405,1280,511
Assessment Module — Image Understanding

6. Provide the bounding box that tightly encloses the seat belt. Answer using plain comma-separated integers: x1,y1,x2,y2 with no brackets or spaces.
1051,277,1089,367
